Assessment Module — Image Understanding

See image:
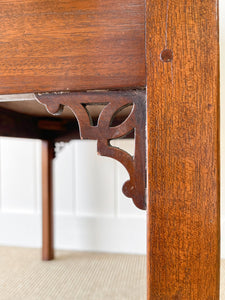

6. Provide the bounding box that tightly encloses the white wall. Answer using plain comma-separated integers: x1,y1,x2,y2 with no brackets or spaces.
0,138,146,254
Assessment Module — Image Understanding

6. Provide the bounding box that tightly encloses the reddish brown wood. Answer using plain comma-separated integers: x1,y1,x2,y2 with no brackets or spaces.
146,0,220,299
36,90,146,210
0,105,78,141
42,140,54,261
0,107,43,139
0,0,145,94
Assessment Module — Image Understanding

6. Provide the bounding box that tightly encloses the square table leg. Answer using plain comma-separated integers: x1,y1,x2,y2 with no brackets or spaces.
42,140,54,261
146,0,220,298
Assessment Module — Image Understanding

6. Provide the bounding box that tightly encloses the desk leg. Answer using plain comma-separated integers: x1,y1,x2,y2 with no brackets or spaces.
42,140,54,261
146,0,220,298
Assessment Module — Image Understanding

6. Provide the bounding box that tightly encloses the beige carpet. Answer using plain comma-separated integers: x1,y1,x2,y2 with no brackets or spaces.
221,261,225,300
0,246,224,300
0,247,146,300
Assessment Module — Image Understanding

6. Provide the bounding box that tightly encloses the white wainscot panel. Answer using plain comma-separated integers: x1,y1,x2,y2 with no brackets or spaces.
0,213,41,248
75,140,115,216
54,215,146,254
222,218,225,259
54,142,75,215
0,138,146,254
0,138,39,213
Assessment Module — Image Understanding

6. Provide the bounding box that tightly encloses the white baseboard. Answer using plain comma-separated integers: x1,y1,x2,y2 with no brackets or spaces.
0,212,146,255
54,214,146,254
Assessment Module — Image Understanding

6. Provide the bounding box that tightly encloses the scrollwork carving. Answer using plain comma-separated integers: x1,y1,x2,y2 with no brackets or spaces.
35,90,146,210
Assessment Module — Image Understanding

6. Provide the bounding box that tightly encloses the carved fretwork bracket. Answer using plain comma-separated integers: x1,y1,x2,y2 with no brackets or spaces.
35,90,146,210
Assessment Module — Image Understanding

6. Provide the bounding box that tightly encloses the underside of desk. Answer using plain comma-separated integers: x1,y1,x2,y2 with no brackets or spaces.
0,91,136,141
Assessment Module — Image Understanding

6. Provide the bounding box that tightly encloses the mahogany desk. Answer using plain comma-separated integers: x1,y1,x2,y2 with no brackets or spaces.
0,0,220,299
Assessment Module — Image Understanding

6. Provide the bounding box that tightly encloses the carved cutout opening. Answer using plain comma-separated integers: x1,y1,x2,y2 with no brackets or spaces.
110,129,135,157
82,104,107,127
109,104,133,127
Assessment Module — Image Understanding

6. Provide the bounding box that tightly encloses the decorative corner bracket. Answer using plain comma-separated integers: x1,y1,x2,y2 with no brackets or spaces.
35,90,146,210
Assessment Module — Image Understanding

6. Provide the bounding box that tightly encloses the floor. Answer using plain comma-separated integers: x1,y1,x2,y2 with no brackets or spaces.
0,247,146,300
0,246,224,300
221,259,225,299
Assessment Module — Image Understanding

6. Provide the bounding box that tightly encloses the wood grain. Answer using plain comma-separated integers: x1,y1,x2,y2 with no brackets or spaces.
0,0,145,94
146,0,220,299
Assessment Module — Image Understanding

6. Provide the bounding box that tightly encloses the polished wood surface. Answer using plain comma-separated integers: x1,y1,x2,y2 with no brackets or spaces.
42,140,54,261
146,0,220,298
0,0,145,94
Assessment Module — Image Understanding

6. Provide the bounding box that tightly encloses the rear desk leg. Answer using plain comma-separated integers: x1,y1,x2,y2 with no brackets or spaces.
42,140,54,261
